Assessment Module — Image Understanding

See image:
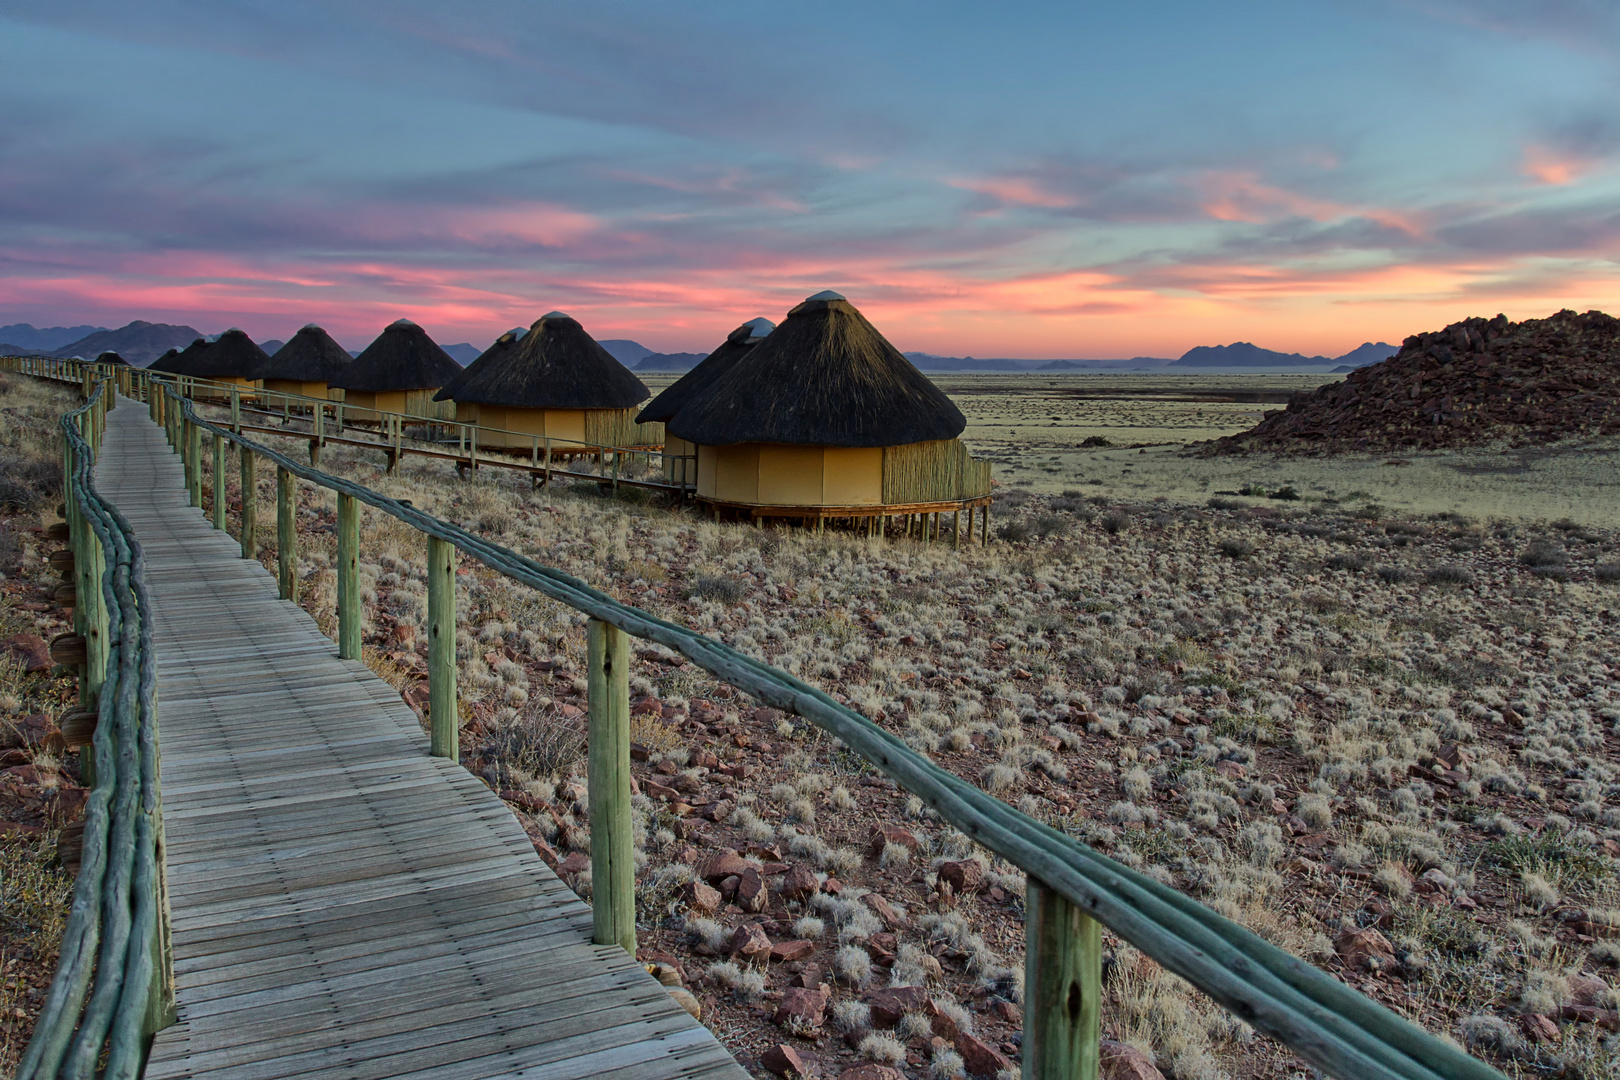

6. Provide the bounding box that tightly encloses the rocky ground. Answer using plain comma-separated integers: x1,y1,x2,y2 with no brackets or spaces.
1211,309,1620,455
0,375,86,1074
198,416,1620,1080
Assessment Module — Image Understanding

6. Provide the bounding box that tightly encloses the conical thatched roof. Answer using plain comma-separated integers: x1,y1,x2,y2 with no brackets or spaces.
184,328,269,380
156,337,211,375
636,318,773,424
146,347,184,372
96,351,130,366
447,312,648,409
328,319,462,392
260,325,354,383
433,328,527,402
667,292,964,447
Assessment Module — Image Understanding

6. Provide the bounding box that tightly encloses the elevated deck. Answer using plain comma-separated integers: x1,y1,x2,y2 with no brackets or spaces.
94,402,744,1079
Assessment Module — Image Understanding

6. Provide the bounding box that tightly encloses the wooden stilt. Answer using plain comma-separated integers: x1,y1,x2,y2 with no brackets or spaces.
587,618,635,954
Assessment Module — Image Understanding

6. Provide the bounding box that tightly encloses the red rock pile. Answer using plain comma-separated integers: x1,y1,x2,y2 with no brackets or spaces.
1210,309,1620,453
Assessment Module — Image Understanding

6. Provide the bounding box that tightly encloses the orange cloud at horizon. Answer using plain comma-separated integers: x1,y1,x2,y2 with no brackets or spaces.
4,243,1618,360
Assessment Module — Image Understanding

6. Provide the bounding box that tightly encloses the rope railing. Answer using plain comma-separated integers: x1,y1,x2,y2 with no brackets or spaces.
7,355,1507,1080
154,369,692,495
15,374,173,1080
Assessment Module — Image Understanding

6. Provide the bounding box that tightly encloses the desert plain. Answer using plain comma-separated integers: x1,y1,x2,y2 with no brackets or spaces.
4,370,1619,1079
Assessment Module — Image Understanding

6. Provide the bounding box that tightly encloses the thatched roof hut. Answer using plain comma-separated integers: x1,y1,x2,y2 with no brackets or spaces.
146,347,184,372
261,325,353,385
182,328,270,385
450,312,647,409
432,328,527,403
668,292,964,447
328,319,462,420
329,320,461,394
96,351,130,366
636,317,773,425
153,337,210,376
441,312,654,449
666,291,988,514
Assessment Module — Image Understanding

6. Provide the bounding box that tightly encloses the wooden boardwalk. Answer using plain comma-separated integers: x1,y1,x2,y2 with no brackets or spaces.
95,402,746,1080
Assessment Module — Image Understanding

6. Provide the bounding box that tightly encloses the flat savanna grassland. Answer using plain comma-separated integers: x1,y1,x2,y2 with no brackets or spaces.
152,380,1620,1078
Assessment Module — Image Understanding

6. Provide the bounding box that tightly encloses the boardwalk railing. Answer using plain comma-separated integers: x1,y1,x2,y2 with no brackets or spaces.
10,355,1507,1080
17,375,176,1080
166,369,690,496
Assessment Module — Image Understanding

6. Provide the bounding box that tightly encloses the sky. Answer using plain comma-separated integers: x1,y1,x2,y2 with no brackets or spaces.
1,0,1618,357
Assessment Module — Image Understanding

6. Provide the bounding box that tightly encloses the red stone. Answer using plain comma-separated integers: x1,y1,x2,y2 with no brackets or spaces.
679,880,721,914
695,848,754,883
780,863,820,901
955,1032,1013,1078
837,1067,902,1080
1100,1040,1166,1080
4,634,51,673
865,826,921,859
862,985,930,1027
761,1044,817,1077
773,985,829,1029
557,852,589,875
861,893,907,930
728,922,773,961
771,939,816,963
937,860,984,894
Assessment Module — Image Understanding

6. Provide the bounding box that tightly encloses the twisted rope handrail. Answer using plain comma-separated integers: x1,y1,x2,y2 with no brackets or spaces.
18,381,162,1080
160,382,1502,1080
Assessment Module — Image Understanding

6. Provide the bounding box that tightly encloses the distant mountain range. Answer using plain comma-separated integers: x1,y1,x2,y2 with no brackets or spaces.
0,319,1402,374
0,323,109,351
44,321,204,365
1171,341,1396,369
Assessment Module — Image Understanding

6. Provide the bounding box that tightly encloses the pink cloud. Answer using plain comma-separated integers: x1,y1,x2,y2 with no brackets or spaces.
946,175,1075,209
1192,170,1424,235
1521,144,1597,185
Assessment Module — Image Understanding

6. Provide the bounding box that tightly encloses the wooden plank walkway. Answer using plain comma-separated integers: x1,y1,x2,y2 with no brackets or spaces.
94,401,747,1080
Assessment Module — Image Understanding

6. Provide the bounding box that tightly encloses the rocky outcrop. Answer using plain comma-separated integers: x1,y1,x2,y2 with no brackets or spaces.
1209,309,1620,454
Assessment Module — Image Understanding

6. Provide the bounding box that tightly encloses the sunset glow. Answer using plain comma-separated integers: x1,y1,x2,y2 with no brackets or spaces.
2,3,1618,358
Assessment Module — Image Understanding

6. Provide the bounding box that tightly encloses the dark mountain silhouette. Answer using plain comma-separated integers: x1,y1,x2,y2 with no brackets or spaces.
1173,342,1330,367
1332,341,1398,368
634,351,708,370
50,321,204,365
442,343,481,365
259,339,286,355
0,324,108,351
1173,341,1398,369
600,339,652,365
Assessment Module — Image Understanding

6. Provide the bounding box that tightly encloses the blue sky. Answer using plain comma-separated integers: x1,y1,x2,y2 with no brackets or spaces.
2,0,1617,355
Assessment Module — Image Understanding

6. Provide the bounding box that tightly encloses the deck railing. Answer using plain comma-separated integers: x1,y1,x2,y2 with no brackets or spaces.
165,370,692,496
9,355,1508,1080
15,373,175,1080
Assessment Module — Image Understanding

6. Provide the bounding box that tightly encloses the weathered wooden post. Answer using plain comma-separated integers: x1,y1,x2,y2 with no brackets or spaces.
276,467,297,601
587,617,635,954
1023,879,1101,1080
230,386,241,434
186,419,202,508
212,434,226,530
336,493,361,661
426,536,458,760
240,448,257,559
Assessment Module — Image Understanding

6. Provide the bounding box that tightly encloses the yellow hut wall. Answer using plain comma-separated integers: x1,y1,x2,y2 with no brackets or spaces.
663,435,697,484
697,443,882,506
263,379,331,404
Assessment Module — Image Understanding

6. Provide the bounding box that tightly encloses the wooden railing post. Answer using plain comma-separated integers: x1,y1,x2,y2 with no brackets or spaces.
1024,878,1102,1080
240,448,257,559
211,433,226,530
587,617,635,954
276,466,297,601
336,493,361,661
230,386,241,434
427,536,458,760
186,419,202,508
